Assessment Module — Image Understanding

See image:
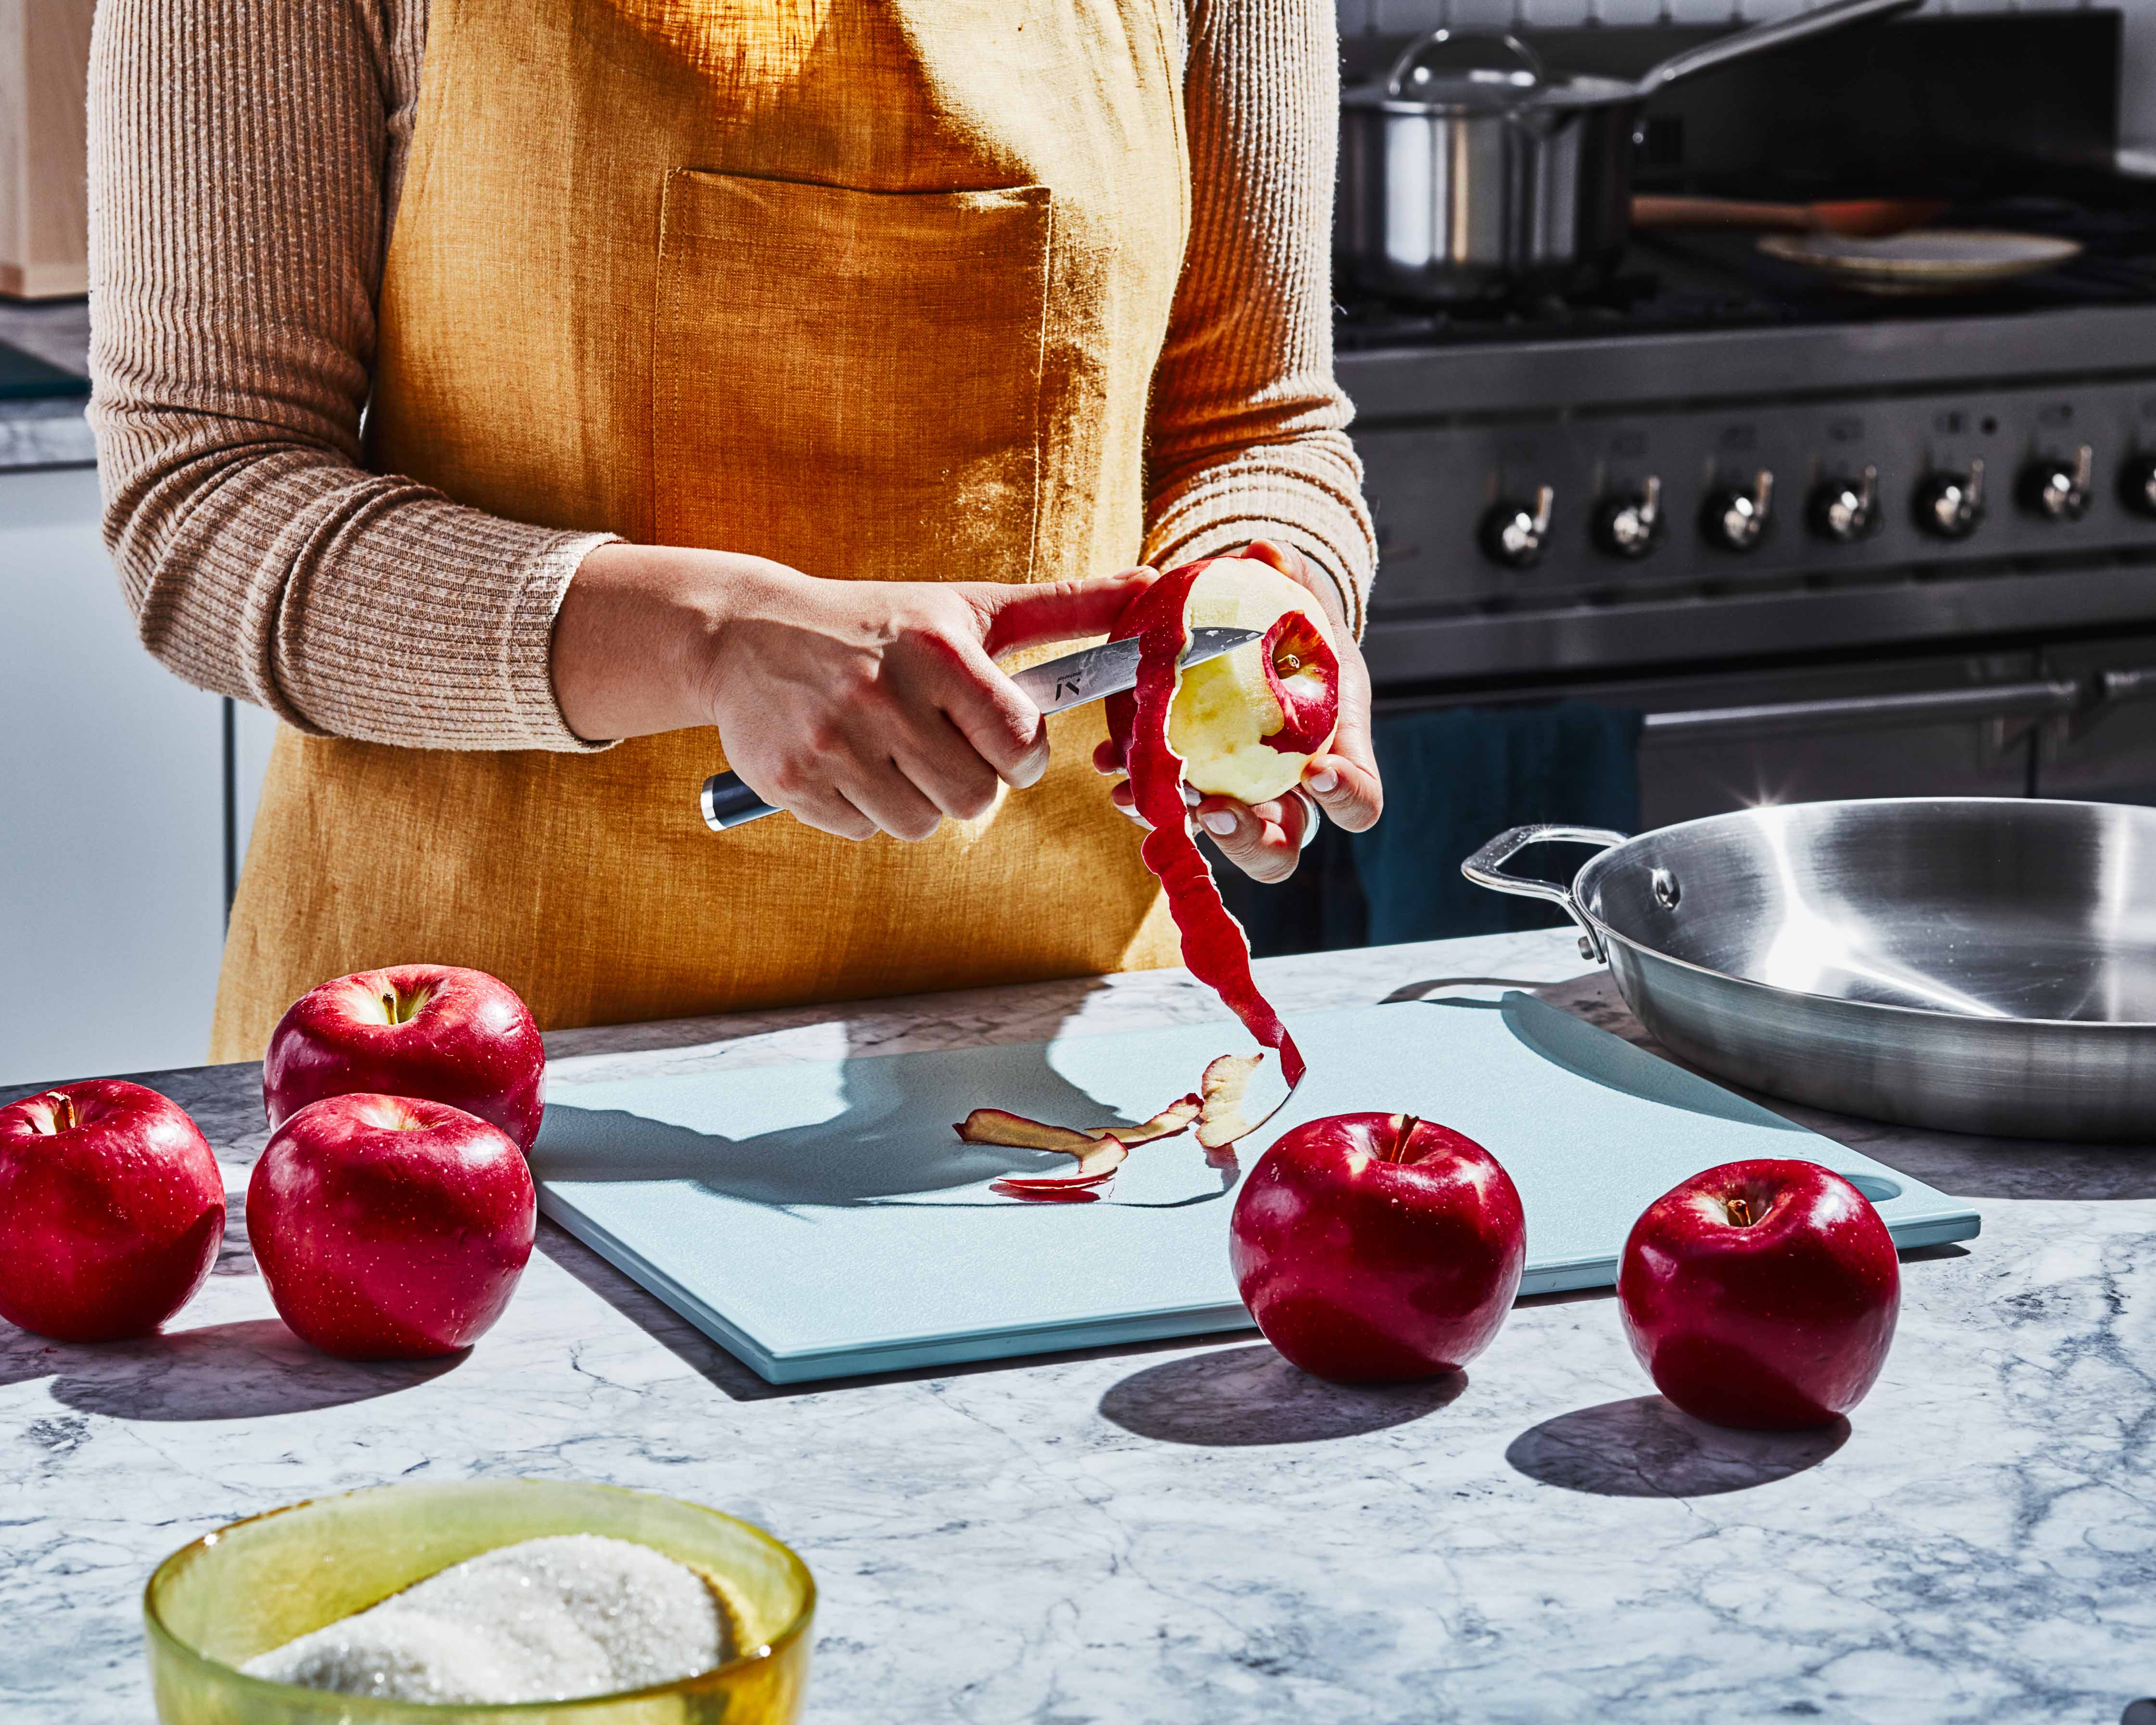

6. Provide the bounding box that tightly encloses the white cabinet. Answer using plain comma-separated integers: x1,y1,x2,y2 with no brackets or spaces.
0,465,226,1084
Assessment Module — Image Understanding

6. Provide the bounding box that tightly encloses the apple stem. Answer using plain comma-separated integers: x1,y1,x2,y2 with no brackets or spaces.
1726,1195,1758,1227
379,988,430,1026
30,1090,76,1133
1381,1114,1422,1164
1271,620,1323,683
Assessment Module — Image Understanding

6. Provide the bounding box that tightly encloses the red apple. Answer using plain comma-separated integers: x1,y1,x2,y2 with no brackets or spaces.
264,965,545,1151
247,1093,536,1360
1618,1159,1900,1430
0,1081,224,1342
1230,1111,1526,1383
1104,556,1342,806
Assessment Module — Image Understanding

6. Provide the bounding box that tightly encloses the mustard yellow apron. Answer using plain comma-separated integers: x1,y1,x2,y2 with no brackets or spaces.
210,0,1192,1060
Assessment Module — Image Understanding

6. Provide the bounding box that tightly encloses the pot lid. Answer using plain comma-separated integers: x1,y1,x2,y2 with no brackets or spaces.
1390,29,1543,100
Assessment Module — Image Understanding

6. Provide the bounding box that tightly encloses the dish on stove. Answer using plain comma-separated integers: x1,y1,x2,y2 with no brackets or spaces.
1758,228,2083,295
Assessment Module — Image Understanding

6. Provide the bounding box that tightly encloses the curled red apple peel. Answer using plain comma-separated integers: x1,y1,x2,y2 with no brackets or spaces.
975,559,1308,1200
1129,562,1306,1094
990,1135,1128,1202
1195,1054,1266,1157
956,1096,1200,1158
960,1097,1200,1198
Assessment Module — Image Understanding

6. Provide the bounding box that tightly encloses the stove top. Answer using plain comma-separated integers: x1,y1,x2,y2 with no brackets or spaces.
1334,184,2156,355
1337,173,2156,693
1329,16,2156,695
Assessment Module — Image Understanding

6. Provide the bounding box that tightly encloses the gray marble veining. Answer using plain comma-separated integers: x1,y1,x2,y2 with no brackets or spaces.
4,929,2153,1723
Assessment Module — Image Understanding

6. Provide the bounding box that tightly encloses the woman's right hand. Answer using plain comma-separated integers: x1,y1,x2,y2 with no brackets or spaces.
552,543,1153,839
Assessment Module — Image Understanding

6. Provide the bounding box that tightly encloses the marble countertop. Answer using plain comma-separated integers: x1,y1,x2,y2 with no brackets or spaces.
5,927,2154,1723
0,300,91,469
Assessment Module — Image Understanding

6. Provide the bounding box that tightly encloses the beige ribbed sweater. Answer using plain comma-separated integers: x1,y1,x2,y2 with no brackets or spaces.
86,0,1375,752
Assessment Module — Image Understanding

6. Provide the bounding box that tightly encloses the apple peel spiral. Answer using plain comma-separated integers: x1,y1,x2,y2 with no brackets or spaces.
962,557,1338,1199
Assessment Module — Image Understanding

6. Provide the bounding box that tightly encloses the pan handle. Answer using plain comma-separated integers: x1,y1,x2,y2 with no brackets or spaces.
1460,824,1630,964
1632,0,1923,99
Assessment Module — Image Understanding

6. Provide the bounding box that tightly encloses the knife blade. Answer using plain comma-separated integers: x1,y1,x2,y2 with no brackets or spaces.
700,626,1264,831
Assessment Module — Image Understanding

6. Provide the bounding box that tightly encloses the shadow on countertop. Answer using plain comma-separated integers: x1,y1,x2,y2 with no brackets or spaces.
1507,1395,1848,1497
34,1319,463,1421
1098,1343,1466,1446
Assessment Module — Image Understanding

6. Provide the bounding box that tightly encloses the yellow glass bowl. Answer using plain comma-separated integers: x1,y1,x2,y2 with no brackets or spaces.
143,1479,814,1725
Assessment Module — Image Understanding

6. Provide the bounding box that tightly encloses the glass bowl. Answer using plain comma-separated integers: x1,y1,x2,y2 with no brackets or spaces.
143,1478,814,1724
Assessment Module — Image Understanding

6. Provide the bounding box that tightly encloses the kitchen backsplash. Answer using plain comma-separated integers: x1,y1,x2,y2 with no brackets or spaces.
1335,0,2156,149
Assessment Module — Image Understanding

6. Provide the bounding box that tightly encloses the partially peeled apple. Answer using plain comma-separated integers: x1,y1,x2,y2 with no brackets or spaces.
1104,557,1342,805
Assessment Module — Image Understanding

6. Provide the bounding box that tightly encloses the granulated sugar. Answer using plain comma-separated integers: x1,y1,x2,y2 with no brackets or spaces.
241,1533,730,1704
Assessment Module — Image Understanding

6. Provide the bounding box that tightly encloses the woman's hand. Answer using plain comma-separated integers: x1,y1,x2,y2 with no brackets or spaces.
553,543,1154,839
1091,539,1383,882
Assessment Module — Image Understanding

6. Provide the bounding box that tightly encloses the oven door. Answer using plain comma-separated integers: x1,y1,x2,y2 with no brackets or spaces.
1627,651,2053,827
2037,634,2156,807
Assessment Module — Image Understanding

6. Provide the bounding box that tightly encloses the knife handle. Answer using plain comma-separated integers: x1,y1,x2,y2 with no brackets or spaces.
700,772,780,831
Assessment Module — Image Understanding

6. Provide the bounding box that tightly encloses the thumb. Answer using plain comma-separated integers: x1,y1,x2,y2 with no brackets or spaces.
970,568,1155,657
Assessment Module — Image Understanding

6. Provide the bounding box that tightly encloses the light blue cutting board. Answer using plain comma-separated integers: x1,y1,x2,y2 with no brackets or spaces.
531,995,1979,1383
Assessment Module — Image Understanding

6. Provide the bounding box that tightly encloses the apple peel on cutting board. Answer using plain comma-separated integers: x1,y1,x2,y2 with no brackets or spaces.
959,556,1341,1199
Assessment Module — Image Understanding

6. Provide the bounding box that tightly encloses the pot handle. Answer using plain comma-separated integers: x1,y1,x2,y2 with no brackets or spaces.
1460,824,1630,964
1632,0,1923,99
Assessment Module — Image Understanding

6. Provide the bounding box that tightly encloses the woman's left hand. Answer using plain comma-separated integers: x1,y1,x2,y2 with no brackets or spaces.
1092,539,1383,882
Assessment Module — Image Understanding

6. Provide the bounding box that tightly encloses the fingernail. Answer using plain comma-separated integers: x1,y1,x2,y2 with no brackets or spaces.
1182,785,1202,808
1202,811,1238,837
1308,769,1339,795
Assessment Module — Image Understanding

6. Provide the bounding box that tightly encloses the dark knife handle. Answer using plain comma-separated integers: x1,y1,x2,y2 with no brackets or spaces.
700,772,780,830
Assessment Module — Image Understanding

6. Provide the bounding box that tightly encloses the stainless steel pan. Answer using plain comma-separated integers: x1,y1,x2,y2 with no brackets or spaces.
1335,0,1923,304
1463,798,2156,1140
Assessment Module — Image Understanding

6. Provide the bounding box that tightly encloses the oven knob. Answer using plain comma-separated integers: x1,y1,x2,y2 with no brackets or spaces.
1479,486,1554,568
1591,476,1664,559
1807,465,1881,544
2121,451,2156,519
1701,470,1773,553
2120,452,2156,519
2018,445,2094,521
1913,459,1986,540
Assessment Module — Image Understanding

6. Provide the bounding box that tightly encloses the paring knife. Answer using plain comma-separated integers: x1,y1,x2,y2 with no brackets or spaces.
700,627,1264,831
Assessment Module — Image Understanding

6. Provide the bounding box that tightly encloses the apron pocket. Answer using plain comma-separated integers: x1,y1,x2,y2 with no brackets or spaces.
654,170,1051,580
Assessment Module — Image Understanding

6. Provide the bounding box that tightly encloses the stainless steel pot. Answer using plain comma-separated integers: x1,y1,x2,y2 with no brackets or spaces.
1336,0,1923,304
1462,798,2156,1141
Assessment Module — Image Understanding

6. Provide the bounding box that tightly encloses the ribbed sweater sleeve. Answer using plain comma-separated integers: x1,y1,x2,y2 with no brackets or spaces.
1143,0,1377,635
86,0,612,751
